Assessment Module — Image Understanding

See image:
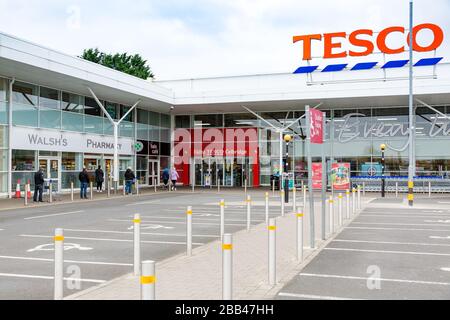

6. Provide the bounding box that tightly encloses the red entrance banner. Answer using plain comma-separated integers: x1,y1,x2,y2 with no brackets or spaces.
312,163,322,189
310,109,324,144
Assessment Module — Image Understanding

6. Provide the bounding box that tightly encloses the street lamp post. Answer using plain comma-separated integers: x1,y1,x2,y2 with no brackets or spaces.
381,144,386,198
284,134,292,203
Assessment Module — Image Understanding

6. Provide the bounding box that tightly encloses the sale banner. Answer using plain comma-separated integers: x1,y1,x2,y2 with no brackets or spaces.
310,109,324,144
312,163,323,189
331,163,350,190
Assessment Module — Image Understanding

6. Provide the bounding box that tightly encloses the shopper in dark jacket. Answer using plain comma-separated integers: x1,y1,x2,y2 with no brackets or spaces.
79,167,89,199
95,165,104,192
124,167,135,195
33,167,45,202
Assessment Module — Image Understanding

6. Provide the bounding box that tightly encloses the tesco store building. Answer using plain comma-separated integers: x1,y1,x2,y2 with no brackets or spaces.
0,24,449,196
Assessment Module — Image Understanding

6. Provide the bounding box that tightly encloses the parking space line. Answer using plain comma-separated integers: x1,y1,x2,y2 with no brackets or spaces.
20,234,205,246
277,292,362,300
108,218,247,226
346,227,450,232
64,228,219,238
332,239,450,247
130,216,265,223
0,272,106,283
299,273,450,286
125,200,161,206
324,247,450,257
0,255,132,266
360,214,450,218
24,210,85,220
352,222,450,227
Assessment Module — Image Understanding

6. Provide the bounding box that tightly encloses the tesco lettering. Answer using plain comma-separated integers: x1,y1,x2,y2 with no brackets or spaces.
293,23,444,60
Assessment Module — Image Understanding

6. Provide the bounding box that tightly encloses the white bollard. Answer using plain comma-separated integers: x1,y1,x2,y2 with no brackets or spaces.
136,180,140,196
363,182,366,196
24,184,28,206
429,181,432,197
346,189,350,220
395,182,399,198
186,206,192,256
141,260,155,300
246,195,251,232
352,188,356,215
133,214,141,276
218,179,221,193
155,177,158,193
71,181,74,201
268,218,276,286
292,187,297,213
280,190,285,217
296,213,303,262
123,180,126,196
49,182,53,203
265,192,269,225
272,179,275,196
357,186,361,209
303,186,307,214
222,234,233,300
220,200,225,240
329,196,334,235
244,179,247,195
54,228,64,300
338,194,343,227
90,181,93,200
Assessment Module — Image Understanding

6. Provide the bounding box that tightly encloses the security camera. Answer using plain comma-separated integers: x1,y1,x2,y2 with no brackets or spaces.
170,106,174,111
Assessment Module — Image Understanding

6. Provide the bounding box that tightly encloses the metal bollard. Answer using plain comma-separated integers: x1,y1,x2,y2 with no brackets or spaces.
90,181,93,200
272,179,275,196
54,228,64,300
363,182,366,196
218,179,221,193
352,188,356,215
49,183,53,203
123,180,126,196
292,187,297,213
268,218,276,286
107,179,110,198
280,190,285,217
220,200,225,240
141,260,155,300
357,186,361,209
265,192,269,225
303,186,307,214
71,181,74,201
246,195,251,232
429,181,432,197
346,189,350,220
24,184,28,206
338,194,343,227
133,213,141,276
155,177,158,193
296,213,303,262
395,182,399,198
329,196,334,235
244,179,247,195
222,234,233,300
136,180,140,196
186,206,192,256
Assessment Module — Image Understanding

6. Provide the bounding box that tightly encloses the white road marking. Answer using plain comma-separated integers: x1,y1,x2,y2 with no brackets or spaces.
109,218,247,226
0,255,132,266
133,216,264,223
424,220,450,223
0,272,105,283
424,210,445,213
64,228,219,238
430,236,450,240
127,224,174,230
125,200,161,206
27,243,93,252
441,268,450,272
360,214,450,218
437,202,450,205
299,273,450,286
324,247,450,257
24,210,85,220
333,239,450,247
353,222,450,227
277,292,362,300
20,234,205,246
346,227,450,232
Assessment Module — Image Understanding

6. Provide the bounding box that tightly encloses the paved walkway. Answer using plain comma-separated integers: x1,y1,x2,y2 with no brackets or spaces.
66,195,373,300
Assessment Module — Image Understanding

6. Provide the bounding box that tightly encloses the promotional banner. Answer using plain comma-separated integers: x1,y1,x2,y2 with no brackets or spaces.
310,109,324,144
312,163,323,189
331,163,350,190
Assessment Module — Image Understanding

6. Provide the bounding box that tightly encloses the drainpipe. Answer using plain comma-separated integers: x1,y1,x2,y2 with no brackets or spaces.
8,78,15,199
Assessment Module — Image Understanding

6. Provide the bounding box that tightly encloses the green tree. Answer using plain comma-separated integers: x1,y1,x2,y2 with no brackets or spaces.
80,48,154,79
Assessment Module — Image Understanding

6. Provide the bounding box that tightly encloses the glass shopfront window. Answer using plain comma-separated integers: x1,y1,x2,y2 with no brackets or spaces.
62,92,84,132
0,78,7,124
12,82,38,127
61,152,83,189
12,150,35,171
40,86,61,130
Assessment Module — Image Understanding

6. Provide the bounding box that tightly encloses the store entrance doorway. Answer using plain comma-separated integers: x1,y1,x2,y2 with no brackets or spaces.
38,157,60,192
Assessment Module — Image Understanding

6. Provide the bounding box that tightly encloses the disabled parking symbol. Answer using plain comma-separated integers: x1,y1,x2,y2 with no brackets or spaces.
127,224,174,230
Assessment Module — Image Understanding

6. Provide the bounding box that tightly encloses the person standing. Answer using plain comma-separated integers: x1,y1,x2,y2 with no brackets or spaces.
162,167,170,190
95,165,104,192
170,167,179,191
33,167,45,202
124,167,135,195
79,167,89,199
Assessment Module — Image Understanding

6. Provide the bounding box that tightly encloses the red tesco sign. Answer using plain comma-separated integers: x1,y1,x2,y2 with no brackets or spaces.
293,23,444,60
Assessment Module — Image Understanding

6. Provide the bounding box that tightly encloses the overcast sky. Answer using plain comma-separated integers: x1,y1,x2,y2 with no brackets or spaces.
0,0,448,80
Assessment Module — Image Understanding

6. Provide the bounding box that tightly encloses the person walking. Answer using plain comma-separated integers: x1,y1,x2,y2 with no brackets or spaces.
124,167,135,195
170,167,179,191
95,165,104,192
79,167,89,199
33,167,45,202
162,167,170,190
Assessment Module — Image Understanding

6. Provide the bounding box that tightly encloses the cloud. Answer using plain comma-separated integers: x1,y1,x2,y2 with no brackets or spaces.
0,0,448,80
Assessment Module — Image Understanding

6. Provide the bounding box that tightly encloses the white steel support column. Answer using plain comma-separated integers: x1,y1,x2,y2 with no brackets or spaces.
8,78,15,199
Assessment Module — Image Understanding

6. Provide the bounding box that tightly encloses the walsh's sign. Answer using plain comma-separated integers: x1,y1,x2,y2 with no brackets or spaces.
11,127,134,155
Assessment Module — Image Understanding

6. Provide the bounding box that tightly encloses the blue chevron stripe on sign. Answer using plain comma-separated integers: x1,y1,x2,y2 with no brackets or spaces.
351,62,378,71
414,57,443,67
382,60,409,69
293,66,319,74
322,64,347,72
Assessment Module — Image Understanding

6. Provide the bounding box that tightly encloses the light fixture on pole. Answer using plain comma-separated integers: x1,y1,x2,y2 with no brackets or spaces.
380,144,386,198
284,134,293,203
